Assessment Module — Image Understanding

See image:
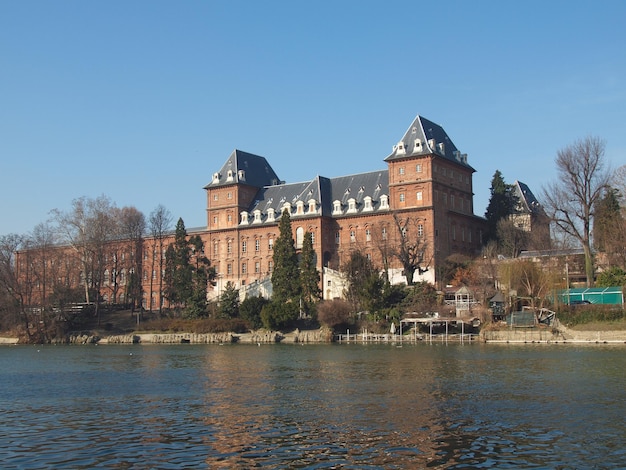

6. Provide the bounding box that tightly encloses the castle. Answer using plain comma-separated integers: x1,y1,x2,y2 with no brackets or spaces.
201,114,486,301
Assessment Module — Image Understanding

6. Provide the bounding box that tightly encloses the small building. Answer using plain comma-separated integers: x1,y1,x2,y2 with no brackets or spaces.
557,287,624,306
489,291,506,321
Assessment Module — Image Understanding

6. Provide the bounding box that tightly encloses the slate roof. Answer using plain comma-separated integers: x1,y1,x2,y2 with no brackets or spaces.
512,181,545,215
206,115,464,222
384,115,475,171
244,170,389,218
203,149,282,189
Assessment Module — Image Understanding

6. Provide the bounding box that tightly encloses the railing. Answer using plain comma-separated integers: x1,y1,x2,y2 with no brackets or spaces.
335,332,479,343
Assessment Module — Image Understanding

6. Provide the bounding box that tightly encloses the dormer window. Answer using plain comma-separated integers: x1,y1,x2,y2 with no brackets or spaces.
267,208,276,222
253,209,262,223
226,170,234,181
296,200,305,215
281,202,292,215
396,141,406,155
308,199,317,214
212,172,220,183
332,200,342,215
363,196,373,212
347,198,357,214
380,194,389,210
240,211,249,225
237,169,246,181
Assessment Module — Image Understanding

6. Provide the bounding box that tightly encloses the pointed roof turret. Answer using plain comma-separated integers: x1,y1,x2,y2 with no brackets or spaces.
385,115,474,171
204,149,282,189
512,181,546,216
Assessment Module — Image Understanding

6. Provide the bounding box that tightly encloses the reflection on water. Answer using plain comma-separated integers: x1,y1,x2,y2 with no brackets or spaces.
1,343,625,468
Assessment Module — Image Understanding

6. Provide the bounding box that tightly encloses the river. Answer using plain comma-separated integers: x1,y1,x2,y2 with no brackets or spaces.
1,342,625,469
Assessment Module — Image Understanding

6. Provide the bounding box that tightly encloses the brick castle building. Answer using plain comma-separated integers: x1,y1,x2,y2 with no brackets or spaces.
202,114,486,301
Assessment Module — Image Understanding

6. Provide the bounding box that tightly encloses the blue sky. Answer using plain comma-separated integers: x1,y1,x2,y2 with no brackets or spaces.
1,1,625,236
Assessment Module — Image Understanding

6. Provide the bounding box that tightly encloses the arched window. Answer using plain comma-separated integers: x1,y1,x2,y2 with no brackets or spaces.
296,227,304,248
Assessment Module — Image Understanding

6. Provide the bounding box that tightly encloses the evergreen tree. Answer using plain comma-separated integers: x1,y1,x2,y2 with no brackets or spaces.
240,295,269,329
164,218,215,317
268,209,301,328
271,210,301,302
187,234,214,318
593,187,622,252
484,170,517,243
218,281,240,319
299,231,320,312
164,218,192,307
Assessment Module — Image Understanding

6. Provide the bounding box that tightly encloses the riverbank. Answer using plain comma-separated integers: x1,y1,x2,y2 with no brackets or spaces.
481,323,626,344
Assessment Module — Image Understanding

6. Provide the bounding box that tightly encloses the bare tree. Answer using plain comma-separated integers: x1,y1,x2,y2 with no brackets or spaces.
52,195,119,321
148,204,172,315
0,234,32,338
118,206,146,312
541,136,611,287
390,213,431,285
612,164,626,201
28,221,58,309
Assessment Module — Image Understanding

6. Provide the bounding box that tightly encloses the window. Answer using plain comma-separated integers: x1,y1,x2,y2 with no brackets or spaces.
335,232,340,244
152,269,156,280
382,227,387,240
213,194,218,201
416,163,422,173
242,262,247,274
347,198,356,213
416,191,423,201
350,230,356,242
227,263,233,275
227,214,232,222
213,216,218,225
213,241,218,256
227,192,232,199
255,239,260,252
310,232,315,245
418,224,424,237
333,200,342,214
399,193,405,202
399,167,405,175
366,253,372,261
296,227,304,248
227,241,232,255
268,261,274,273
451,195,455,209
268,238,274,250
255,261,260,274
296,201,305,215
242,240,247,253
366,229,371,242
